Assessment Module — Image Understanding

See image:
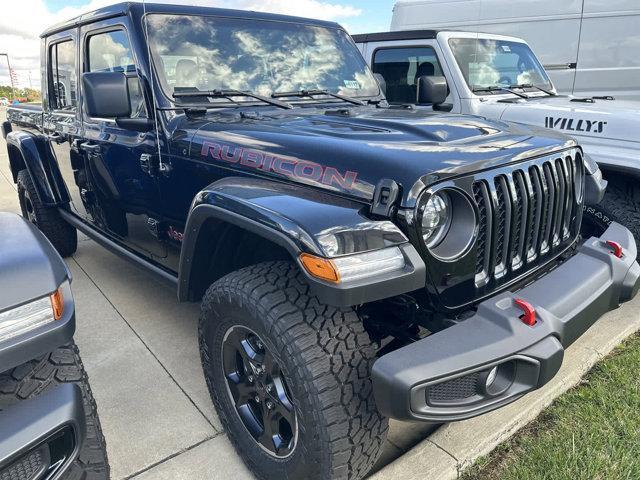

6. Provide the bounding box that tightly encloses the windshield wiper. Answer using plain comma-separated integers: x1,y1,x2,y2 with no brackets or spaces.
271,89,366,106
173,89,293,110
472,85,529,99
509,83,556,96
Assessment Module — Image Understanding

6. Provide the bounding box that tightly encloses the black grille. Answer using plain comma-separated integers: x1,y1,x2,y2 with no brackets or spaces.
428,372,480,403
0,446,49,480
473,151,583,287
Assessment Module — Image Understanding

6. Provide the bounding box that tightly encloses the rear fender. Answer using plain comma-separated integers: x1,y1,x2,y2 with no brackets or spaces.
178,177,413,304
6,130,70,206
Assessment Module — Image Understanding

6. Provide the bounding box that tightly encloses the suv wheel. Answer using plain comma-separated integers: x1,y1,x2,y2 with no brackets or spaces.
199,262,388,480
17,169,77,258
0,343,109,479
583,180,640,261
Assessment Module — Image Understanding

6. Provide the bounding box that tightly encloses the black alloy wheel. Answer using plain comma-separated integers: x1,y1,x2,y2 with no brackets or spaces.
222,325,297,457
19,185,37,224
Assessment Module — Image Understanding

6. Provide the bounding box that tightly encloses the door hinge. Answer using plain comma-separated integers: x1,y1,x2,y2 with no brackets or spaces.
140,153,171,177
371,178,400,218
139,153,155,176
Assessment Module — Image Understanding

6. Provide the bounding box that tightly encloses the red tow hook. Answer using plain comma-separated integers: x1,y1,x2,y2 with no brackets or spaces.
605,240,624,258
514,298,536,326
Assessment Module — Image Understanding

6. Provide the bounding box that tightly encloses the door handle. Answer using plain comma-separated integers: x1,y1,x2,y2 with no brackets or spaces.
47,132,65,144
78,142,101,154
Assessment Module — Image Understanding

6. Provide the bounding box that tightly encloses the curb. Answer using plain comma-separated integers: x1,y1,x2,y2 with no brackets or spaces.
370,295,640,480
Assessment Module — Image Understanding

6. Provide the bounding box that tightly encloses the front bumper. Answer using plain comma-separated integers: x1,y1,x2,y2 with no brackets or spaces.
0,384,86,480
372,222,640,422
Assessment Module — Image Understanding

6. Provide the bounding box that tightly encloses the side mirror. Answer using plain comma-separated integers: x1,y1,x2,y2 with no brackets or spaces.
82,72,131,118
373,73,387,96
417,75,449,106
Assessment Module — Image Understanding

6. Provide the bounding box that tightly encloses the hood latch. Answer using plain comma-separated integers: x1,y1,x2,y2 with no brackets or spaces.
371,179,400,218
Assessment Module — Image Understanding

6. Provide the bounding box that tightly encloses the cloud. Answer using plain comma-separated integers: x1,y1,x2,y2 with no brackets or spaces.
0,0,362,88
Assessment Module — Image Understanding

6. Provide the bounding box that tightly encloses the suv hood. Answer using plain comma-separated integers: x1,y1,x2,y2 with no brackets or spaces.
180,107,575,207
496,95,640,144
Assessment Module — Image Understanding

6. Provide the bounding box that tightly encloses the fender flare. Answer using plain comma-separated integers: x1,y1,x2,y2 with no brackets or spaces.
177,177,423,306
6,130,70,206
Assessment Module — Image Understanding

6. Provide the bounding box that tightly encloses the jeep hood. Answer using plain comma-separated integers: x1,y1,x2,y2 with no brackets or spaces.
496,95,640,144
179,107,575,207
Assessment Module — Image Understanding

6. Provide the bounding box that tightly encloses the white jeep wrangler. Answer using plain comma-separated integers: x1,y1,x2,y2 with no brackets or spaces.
354,30,640,256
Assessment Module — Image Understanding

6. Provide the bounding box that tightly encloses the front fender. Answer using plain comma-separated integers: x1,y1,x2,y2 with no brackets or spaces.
6,131,69,206
178,177,424,305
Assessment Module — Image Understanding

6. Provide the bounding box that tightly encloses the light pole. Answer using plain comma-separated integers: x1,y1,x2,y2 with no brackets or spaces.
0,53,15,101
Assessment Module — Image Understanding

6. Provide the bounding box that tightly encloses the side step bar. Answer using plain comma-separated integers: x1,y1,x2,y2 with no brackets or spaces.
59,209,179,289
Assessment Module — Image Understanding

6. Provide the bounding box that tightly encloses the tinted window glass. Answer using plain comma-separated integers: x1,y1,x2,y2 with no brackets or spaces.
146,14,380,104
87,30,145,117
372,47,443,104
50,40,77,110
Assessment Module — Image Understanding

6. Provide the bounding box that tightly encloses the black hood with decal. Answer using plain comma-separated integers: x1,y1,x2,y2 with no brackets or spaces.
170,106,576,208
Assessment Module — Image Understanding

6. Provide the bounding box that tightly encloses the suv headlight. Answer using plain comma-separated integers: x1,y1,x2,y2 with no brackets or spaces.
421,192,451,248
0,287,65,343
418,189,477,261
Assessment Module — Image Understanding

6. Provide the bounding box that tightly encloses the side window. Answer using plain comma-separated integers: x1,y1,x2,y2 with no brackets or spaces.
86,30,146,118
372,47,443,104
49,40,77,111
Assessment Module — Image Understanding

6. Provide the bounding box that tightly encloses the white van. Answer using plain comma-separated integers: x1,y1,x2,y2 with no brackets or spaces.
389,0,640,100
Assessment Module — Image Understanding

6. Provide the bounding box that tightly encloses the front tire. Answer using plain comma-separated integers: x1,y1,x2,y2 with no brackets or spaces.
0,343,109,479
199,262,388,480
582,179,640,261
17,169,77,258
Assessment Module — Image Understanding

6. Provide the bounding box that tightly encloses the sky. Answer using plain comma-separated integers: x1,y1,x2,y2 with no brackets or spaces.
0,0,395,89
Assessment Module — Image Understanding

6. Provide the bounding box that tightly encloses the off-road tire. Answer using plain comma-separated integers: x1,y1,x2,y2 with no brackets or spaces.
583,179,640,261
17,169,77,257
199,261,388,480
0,343,109,480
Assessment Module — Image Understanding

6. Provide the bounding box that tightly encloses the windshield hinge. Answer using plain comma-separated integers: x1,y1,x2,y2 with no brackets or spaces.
140,153,159,176
371,179,400,218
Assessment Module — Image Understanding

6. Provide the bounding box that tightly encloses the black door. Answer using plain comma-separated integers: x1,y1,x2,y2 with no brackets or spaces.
78,24,166,259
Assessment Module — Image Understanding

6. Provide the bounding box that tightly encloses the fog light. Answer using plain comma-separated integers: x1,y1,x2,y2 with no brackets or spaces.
485,366,498,388
479,361,516,397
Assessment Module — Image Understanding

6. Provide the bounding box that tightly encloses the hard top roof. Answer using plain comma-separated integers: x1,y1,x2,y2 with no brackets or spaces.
42,2,342,37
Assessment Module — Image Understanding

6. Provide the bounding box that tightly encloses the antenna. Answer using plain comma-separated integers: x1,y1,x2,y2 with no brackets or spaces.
141,0,164,164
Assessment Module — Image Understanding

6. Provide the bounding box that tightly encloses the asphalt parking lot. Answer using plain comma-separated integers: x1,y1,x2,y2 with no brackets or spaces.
0,106,434,479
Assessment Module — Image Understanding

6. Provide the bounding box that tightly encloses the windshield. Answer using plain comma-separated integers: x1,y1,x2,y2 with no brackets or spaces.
146,14,380,104
448,38,552,92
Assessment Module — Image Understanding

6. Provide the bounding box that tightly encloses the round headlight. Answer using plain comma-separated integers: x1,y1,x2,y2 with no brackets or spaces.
419,188,477,261
421,192,451,248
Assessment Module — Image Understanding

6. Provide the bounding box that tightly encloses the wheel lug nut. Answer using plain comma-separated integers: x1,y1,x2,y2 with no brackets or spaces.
266,401,273,410
256,340,264,349
255,395,260,403
248,375,254,383
266,385,272,393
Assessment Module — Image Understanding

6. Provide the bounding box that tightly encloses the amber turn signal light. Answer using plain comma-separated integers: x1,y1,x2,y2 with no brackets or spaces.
50,288,64,321
299,253,340,283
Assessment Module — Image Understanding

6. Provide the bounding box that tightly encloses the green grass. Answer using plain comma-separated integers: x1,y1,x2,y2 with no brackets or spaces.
461,334,640,480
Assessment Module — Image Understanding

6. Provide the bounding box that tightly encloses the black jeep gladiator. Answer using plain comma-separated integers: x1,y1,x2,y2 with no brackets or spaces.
0,213,108,480
2,3,639,480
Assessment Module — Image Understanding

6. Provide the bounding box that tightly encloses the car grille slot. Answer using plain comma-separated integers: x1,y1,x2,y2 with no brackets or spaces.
473,181,492,284
473,151,581,288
